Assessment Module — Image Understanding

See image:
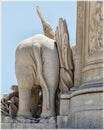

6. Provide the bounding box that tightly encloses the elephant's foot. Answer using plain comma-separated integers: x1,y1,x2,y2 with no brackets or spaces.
41,109,55,117
18,110,32,117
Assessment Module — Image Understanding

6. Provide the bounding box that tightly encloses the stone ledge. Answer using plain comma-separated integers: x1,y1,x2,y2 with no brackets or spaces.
60,85,103,99
1,116,57,129
57,116,68,129
1,122,56,129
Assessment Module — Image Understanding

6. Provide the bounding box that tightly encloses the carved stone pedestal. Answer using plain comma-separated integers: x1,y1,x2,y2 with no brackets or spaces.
57,83,103,129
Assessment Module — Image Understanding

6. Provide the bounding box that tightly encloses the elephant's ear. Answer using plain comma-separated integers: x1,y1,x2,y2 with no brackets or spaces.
36,6,55,39
55,18,74,93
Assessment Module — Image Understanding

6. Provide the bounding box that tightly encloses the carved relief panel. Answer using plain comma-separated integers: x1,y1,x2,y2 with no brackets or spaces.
83,1,103,66
76,1,103,85
88,2,103,56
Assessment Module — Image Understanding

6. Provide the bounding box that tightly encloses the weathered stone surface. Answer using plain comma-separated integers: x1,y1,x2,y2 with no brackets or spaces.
57,116,68,128
60,99,70,115
59,84,103,129
79,2,103,86
88,2,103,56
1,116,56,129
1,122,56,129
74,1,103,88
68,110,103,129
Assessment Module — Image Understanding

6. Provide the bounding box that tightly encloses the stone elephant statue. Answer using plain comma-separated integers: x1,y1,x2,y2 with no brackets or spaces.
15,34,59,117
15,7,74,118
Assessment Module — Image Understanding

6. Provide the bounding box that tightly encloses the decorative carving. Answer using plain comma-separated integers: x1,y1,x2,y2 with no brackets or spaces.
55,18,74,92
82,67,102,83
88,2,103,56
1,86,19,117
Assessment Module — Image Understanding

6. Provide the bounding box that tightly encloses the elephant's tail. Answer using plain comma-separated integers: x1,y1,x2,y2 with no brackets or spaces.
32,43,50,110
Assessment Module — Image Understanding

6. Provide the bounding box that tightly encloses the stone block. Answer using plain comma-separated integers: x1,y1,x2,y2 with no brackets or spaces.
68,110,103,129
60,99,70,115
57,115,68,128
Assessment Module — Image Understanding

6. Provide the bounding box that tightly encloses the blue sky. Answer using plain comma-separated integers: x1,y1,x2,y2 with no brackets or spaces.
1,1,77,97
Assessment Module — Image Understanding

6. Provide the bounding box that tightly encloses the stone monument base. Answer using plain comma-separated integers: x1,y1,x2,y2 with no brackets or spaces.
1,116,56,129
57,83,103,129
1,83,103,129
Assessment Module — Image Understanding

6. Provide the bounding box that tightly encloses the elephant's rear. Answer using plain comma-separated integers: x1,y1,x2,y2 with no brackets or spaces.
15,34,60,116
15,34,59,89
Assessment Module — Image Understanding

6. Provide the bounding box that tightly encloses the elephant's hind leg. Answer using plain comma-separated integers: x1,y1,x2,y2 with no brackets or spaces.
18,87,32,116
17,72,34,117
15,52,35,117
